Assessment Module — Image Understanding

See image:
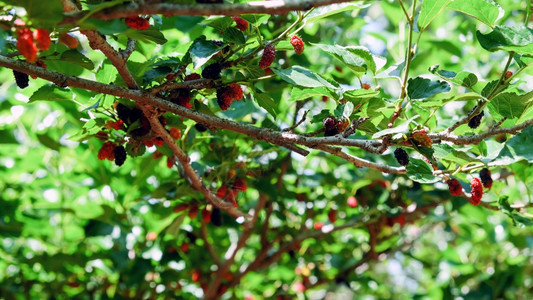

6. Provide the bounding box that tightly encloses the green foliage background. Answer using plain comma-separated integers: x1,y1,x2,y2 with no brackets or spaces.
0,0,533,299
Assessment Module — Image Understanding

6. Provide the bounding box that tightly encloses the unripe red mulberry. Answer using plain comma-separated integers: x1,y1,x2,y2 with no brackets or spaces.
468,106,484,129
233,178,247,192
479,168,493,189
227,83,243,101
170,127,181,140
216,88,233,110
17,31,37,62
216,185,227,198
394,148,409,166
98,142,115,160
202,63,222,79
231,16,248,31
13,70,29,89
114,145,127,166
259,44,275,69
362,83,371,90
290,35,304,55
59,33,78,49
125,16,150,30
166,156,175,168
470,178,483,205
447,178,462,196
504,71,513,80
202,209,211,223
184,73,201,81
33,28,51,51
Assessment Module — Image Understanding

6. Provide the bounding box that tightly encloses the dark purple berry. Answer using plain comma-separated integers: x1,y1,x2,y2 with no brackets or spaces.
202,62,222,79
394,148,409,166
211,207,223,226
323,116,339,136
479,168,493,189
468,106,484,129
114,145,127,166
13,70,29,89
195,123,207,132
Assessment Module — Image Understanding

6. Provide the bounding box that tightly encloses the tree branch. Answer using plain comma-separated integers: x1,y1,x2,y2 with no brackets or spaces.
62,0,362,25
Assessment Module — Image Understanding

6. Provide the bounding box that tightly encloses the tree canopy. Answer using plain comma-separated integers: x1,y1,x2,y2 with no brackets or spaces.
1,0,533,299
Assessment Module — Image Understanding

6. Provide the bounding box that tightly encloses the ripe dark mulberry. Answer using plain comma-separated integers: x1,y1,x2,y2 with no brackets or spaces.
259,44,275,69
216,88,233,110
202,63,222,79
13,70,29,89
468,106,484,129
290,35,304,55
195,123,208,132
394,148,409,166
211,207,223,226
447,178,462,196
470,178,483,205
479,168,493,189
114,145,127,166
323,116,338,136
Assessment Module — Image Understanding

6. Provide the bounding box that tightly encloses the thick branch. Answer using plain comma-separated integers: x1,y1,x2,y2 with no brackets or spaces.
62,0,360,25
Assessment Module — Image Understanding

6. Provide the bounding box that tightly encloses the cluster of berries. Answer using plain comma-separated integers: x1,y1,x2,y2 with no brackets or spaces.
216,83,244,110
447,167,493,205
16,27,50,62
97,142,127,166
216,177,247,208
174,203,223,226
167,73,202,109
323,116,350,136
125,16,150,30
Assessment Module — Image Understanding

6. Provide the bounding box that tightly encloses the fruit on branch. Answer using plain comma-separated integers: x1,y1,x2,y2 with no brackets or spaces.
202,62,222,79
479,168,493,189
393,148,409,166
323,116,339,136
467,106,484,129
188,206,199,219
173,203,189,213
125,16,150,30
169,127,181,140
170,89,192,108
504,71,513,80
227,83,244,101
233,178,248,192
13,70,29,89
347,196,358,208
361,83,371,90
114,145,127,166
313,222,323,230
447,178,462,196
216,83,243,110
211,207,223,226
336,118,350,133
231,16,249,31
98,142,116,161
59,33,79,49
17,28,37,62
290,35,304,55
166,156,175,168
202,209,211,223
184,73,202,81
216,185,227,198
153,137,164,146
180,243,190,252
328,209,337,223
259,44,276,69
411,129,433,147
469,178,483,205
195,123,208,132
33,29,51,51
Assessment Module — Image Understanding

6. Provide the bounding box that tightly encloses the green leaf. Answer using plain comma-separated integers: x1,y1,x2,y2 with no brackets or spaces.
342,88,380,107
333,102,354,120
223,27,245,45
125,29,167,45
477,26,533,55
36,133,61,151
433,144,479,164
406,158,438,183
407,77,451,100
241,14,270,26
447,0,502,27
84,19,129,35
202,16,234,32
487,91,533,120
272,66,338,89
313,43,376,73
303,3,369,23
60,50,95,70
372,115,418,139
435,70,478,88
189,38,221,69
290,86,338,101
3,0,63,27
504,126,533,162
29,85,73,103
253,91,278,117
418,0,452,31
